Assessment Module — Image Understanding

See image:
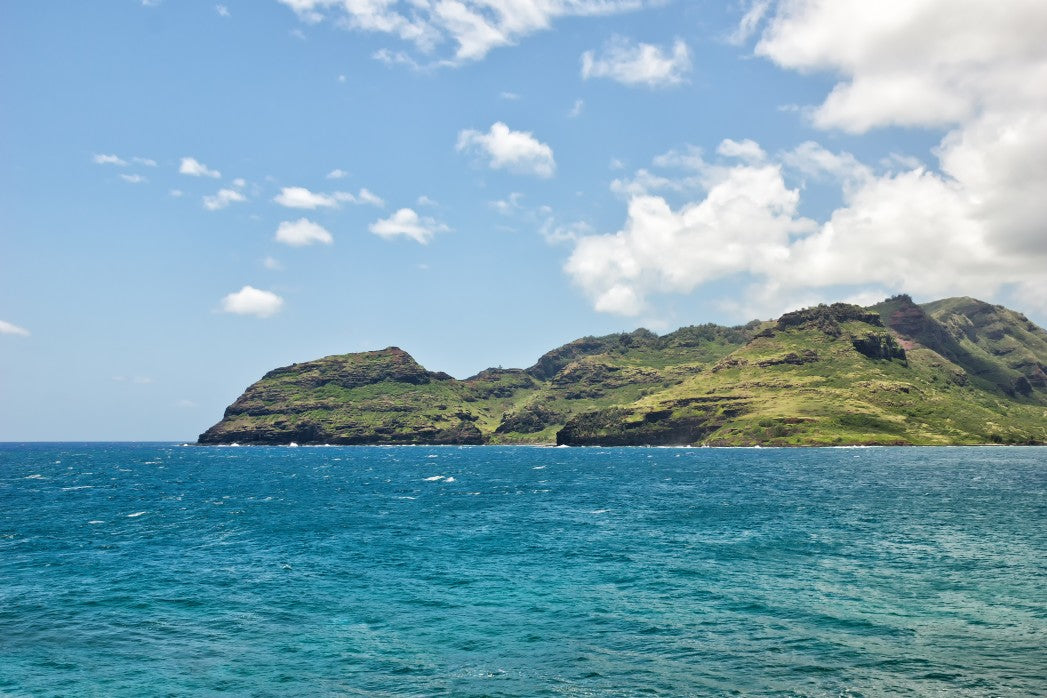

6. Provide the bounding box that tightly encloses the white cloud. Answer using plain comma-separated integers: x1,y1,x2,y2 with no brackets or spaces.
356,188,385,207
93,154,127,166
746,0,1047,315
203,188,246,210
220,286,284,318
566,151,815,316
327,168,349,179
567,129,1047,319
273,185,382,208
372,48,423,69
569,98,584,118
263,256,283,270
277,0,646,65
500,91,521,100
581,36,691,88
717,138,766,163
728,0,770,45
0,320,30,337
755,0,1047,133
456,122,556,178
232,177,246,188
179,157,221,178
275,218,334,246
169,189,184,198
273,186,338,209
216,4,230,17
562,1,1047,319
416,195,437,206
369,208,448,244
131,156,157,167
120,174,147,184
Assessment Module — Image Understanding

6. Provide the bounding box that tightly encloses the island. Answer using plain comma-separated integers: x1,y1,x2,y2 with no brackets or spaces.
198,295,1047,446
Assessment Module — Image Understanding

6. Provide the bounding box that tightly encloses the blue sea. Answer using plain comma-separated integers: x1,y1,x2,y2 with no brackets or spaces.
1,444,1044,696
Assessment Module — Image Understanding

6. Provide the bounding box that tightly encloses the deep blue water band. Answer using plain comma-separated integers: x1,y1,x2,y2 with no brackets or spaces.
2,444,1045,696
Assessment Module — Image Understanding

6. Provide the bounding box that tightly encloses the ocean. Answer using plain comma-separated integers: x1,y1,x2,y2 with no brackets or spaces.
1,443,1044,696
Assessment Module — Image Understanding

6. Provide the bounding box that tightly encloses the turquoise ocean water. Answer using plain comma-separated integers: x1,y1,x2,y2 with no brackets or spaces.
1,444,1044,696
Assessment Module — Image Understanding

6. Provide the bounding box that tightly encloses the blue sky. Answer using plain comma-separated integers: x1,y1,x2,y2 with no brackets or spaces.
2,1,1045,440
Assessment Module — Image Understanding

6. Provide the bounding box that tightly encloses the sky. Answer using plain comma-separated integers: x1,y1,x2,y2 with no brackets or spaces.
2,0,1046,440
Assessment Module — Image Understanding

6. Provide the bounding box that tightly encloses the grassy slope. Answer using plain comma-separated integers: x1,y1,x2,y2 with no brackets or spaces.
198,298,1047,446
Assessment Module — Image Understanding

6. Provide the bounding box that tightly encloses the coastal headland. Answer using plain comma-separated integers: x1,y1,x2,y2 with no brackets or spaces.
199,295,1047,446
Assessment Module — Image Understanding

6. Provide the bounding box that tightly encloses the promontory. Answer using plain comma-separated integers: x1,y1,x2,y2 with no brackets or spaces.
198,295,1047,446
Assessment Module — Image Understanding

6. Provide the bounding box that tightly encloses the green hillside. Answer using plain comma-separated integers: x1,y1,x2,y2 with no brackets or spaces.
198,296,1047,446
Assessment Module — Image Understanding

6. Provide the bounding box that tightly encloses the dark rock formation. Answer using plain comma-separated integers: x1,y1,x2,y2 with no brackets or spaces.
851,334,907,361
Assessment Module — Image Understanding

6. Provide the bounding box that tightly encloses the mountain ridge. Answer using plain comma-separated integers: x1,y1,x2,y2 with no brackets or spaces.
198,295,1047,446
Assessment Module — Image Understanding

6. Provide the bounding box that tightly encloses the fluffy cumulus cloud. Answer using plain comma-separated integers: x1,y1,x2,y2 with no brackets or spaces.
566,148,815,315
569,134,1047,318
581,36,691,88
274,186,384,209
0,320,31,337
369,208,448,244
566,0,1047,318
275,218,334,246
179,157,221,178
276,0,646,64
274,186,339,209
457,122,555,178
203,188,246,210
755,0,1047,133
220,286,284,318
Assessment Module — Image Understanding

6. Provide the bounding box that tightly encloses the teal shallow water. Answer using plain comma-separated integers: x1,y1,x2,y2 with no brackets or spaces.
1,444,1044,696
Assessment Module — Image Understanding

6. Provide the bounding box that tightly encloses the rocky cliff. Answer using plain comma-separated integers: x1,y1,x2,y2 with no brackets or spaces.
199,297,1047,446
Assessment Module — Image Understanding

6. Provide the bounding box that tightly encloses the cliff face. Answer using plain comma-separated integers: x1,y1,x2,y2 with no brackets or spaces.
199,297,1047,446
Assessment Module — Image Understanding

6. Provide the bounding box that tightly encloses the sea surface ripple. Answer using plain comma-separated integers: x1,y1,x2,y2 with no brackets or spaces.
1,444,1045,696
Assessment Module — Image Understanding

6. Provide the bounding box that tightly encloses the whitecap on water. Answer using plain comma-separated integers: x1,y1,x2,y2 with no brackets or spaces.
126,511,147,518
423,476,445,481
444,477,455,483
61,485,93,491
87,520,105,525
